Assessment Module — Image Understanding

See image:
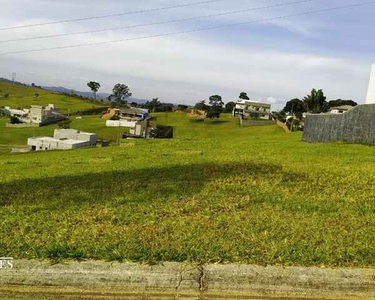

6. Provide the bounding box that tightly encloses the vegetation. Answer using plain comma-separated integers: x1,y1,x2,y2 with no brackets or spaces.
57,119,72,129
110,83,132,104
0,81,105,114
1,112,375,267
207,95,224,119
87,81,101,100
239,92,250,100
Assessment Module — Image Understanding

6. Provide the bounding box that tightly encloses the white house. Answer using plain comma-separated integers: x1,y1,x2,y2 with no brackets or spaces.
28,129,97,151
330,105,354,114
233,100,271,120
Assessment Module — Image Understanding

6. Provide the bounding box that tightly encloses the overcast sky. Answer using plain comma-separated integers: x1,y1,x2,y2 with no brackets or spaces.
1,0,374,108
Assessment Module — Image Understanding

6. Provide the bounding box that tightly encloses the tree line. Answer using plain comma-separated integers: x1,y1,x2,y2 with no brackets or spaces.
280,88,358,120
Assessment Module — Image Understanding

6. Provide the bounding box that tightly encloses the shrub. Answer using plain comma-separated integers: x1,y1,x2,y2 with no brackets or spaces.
9,116,22,124
57,119,72,129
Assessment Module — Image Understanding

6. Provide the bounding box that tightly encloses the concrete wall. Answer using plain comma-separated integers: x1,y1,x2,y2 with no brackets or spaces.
106,120,137,128
303,104,375,144
54,130,97,146
2,260,375,299
240,118,275,127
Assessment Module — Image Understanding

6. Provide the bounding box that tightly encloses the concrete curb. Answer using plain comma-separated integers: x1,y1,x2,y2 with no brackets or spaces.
1,260,375,299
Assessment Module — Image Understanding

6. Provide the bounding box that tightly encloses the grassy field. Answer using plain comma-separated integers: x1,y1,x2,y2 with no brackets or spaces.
0,81,105,114
1,112,375,267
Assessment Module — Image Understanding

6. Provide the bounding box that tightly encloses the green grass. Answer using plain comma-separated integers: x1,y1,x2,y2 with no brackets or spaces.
0,81,105,114
1,112,375,267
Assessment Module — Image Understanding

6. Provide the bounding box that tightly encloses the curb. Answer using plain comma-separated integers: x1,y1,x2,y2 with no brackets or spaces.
1,260,375,299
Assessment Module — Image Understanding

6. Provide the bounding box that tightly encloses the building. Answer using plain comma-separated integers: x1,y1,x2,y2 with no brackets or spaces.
28,129,97,151
232,100,271,120
5,104,64,125
4,106,29,118
329,105,354,114
102,107,150,121
366,64,375,104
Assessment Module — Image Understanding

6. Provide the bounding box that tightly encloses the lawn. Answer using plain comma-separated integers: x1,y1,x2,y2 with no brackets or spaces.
1,112,375,267
0,81,105,114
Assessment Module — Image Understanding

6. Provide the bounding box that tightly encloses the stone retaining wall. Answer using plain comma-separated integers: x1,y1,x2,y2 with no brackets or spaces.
303,104,375,144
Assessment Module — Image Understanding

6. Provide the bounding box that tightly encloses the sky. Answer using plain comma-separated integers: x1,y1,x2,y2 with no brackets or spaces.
0,0,375,109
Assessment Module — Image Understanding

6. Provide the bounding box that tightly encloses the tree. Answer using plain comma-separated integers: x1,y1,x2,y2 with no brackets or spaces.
31,83,35,87
224,101,236,113
209,95,224,109
34,93,39,101
87,81,101,100
194,100,208,111
283,98,307,119
110,83,132,104
207,95,224,119
303,89,328,113
239,92,249,100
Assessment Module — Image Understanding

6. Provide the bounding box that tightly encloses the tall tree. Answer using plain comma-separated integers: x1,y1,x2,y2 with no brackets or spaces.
87,81,101,100
283,98,307,119
111,83,132,104
207,95,224,119
303,89,328,113
239,92,250,100
209,95,224,109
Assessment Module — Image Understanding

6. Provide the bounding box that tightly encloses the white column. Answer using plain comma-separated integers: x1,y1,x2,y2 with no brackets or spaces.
366,64,375,104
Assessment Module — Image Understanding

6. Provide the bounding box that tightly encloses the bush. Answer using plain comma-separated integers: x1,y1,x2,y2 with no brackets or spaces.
150,125,173,139
57,119,72,129
3,93,9,98
9,116,22,124
206,110,221,119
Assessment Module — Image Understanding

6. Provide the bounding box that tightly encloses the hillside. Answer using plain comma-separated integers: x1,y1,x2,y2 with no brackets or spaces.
1,113,375,267
0,81,106,114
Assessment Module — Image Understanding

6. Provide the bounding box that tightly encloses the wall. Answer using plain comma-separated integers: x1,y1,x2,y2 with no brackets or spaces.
303,104,375,144
106,120,137,128
240,118,275,127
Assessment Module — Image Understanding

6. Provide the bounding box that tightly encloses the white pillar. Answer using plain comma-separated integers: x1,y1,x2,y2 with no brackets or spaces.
366,64,375,104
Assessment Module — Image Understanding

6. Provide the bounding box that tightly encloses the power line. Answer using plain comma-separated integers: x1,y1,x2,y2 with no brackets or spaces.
0,0,319,43
0,0,227,31
1,1,374,56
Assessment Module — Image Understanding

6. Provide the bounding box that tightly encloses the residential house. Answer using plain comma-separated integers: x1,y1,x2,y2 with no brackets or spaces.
330,105,354,114
233,100,271,120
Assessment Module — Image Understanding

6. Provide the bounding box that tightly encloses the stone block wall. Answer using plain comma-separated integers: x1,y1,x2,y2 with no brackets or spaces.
303,104,375,144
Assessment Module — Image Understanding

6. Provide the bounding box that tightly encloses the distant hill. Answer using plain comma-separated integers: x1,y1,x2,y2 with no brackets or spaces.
0,80,106,114
43,86,149,105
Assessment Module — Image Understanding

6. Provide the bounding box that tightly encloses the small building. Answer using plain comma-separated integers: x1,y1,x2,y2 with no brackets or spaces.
5,104,64,125
129,121,150,138
102,107,150,121
329,105,354,114
4,106,29,118
232,100,271,120
27,104,64,125
28,129,97,151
